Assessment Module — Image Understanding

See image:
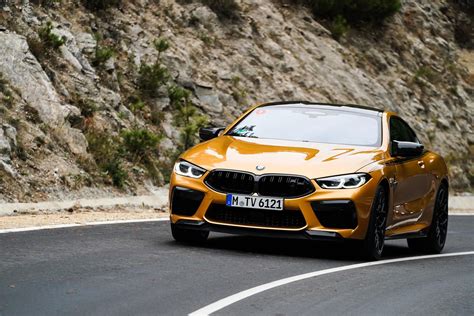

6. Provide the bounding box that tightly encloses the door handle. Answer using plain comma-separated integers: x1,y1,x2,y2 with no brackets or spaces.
418,161,425,168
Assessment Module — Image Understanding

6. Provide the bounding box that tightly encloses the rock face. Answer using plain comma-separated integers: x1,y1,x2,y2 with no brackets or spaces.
0,124,17,177
0,0,472,202
0,32,87,155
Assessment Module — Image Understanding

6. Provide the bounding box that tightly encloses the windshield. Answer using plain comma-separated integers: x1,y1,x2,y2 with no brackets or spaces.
227,105,382,147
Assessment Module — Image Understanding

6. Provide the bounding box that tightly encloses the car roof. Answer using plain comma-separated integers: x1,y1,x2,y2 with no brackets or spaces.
257,101,384,115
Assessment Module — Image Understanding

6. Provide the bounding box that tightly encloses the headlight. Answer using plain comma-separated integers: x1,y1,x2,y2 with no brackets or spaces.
174,160,206,178
316,173,371,189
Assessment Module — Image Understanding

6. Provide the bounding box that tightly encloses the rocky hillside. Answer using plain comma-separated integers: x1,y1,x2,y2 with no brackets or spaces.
0,0,472,202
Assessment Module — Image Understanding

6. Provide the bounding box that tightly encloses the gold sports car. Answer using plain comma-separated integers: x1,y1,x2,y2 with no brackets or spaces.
169,101,449,260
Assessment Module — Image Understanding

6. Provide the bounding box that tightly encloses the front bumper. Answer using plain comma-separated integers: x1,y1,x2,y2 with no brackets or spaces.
173,220,343,241
169,171,380,240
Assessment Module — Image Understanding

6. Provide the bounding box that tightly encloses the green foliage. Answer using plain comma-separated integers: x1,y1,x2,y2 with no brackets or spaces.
137,38,170,98
168,85,208,150
38,21,65,49
153,38,170,56
121,128,161,159
103,160,127,188
413,66,439,85
307,0,401,23
128,97,146,115
0,73,13,107
76,99,98,118
30,0,60,7
329,15,348,40
168,85,191,107
92,45,115,67
137,63,169,98
82,0,121,11
201,0,240,20
86,131,127,187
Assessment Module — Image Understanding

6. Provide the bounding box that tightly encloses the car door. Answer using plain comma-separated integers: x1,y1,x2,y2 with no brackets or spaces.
389,116,432,228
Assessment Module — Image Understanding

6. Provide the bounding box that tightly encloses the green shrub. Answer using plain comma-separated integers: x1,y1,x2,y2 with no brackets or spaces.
154,38,170,57
137,38,171,98
38,21,65,49
121,128,161,159
168,85,191,107
329,15,348,40
137,63,169,98
92,46,115,67
76,98,98,118
30,0,60,7
128,97,146,115
86,131,127,187
103,160,127,188
413,66,439,84
82,0,121,10
168,85,208,150
302,0,401,24
0,73,13,107
201,0,240,20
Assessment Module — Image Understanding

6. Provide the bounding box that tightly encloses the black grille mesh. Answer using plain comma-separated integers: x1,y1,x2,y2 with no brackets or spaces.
259,175,314,198
205,170,314,198
205,204,306,228
205,170,255,194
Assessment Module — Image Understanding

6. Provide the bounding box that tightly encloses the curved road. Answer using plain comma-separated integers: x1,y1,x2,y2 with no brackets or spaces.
0,216,473,315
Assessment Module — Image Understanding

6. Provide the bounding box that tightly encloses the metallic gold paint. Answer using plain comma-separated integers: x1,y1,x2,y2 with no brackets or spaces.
169,107,448,240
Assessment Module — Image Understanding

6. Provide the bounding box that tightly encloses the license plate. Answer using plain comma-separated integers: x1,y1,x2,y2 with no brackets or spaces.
226,194,283,210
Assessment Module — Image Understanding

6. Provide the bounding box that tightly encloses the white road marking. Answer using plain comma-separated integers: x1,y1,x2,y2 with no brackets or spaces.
450,212,474,216
0,218,170,234
189,251,474,316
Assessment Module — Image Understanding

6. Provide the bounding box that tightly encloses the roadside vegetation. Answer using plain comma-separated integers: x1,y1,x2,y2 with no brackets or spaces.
290,0,401,40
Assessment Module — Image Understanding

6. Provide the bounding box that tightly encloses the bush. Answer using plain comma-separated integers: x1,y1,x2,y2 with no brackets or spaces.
30,0,60,7
168,85,208,150
82,0,121,10
0,73,13,107
154,38,170,57
303,0,401,24
201,0,240,20
121,128,161,159
413,66,439,85
86,131,127,187
137,63,169,98
137,38,170,98
38,21,65,49
77,99,98,118
103,160,127,188
329,15,348,40
92,46,115,67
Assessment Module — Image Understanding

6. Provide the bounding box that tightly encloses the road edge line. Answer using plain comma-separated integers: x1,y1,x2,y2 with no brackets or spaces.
189,251,474,316
0,218,170,234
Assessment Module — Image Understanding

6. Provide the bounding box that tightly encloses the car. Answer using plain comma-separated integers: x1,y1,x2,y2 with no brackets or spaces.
169,101,449,260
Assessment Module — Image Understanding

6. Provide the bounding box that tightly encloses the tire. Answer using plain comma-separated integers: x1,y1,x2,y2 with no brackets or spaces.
171,223,209,243
407,184,448,254
362,186,388,261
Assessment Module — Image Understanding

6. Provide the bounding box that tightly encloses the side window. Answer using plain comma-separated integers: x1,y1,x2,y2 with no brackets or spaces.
390,117,418,143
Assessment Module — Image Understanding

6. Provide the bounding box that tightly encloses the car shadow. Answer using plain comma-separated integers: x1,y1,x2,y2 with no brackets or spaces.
164,232,416,262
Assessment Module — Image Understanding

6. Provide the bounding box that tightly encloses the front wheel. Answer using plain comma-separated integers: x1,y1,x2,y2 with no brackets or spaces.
407,184,448,254
361,186,388,261
171,224,209,243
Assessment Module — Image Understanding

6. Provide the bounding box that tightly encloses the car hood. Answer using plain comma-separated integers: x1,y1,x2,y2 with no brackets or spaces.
182,136,384,179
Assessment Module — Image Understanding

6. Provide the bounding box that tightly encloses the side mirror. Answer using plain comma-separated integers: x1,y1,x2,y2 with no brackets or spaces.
199,127,225,141
392,140,424,158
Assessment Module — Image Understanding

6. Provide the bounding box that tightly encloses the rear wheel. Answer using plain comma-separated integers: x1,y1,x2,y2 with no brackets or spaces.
362,186,388,261
407,184,448,254
171,223,209,243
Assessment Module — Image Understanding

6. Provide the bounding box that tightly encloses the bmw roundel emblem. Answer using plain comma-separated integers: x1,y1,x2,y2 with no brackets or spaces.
256,165,265,171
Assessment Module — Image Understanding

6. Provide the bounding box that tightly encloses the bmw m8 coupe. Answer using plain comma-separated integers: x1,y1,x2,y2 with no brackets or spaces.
169,101,449,260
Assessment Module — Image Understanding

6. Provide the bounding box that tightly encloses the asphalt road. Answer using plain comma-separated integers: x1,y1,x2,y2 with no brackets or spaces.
0,216,473,316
